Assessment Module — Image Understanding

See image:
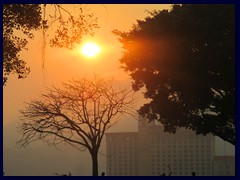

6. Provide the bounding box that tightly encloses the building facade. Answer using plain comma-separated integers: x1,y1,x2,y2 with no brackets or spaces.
106,118,234,176
106,132,138,176
213,156,235,176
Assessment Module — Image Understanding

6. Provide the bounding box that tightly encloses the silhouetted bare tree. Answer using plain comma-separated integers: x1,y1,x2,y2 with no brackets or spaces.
17,76,136,176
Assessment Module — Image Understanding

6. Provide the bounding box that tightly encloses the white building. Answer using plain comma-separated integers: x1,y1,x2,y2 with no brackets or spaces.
213,156,235,176
106,132,138,176
137,118,215,176
106,118,218,176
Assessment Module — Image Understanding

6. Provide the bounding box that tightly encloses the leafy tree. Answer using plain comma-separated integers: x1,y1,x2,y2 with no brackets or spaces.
3,4,41,85
3,4,98,86
114,4,235,145
17,76,135,176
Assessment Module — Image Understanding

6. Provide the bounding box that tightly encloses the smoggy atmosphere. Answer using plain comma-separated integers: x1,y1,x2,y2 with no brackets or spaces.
3,4,235,176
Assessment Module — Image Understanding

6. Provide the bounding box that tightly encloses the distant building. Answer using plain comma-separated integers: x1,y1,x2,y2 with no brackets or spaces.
137,118,215,176
106,132,138,176
213,156,235,176
106,117,234,176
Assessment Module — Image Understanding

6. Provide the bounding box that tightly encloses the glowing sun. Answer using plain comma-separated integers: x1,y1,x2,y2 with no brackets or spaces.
81,42,100,58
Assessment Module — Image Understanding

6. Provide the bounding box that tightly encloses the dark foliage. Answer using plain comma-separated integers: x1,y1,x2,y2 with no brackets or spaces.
114,4,235,145
3,4,42,85
3,4,99,86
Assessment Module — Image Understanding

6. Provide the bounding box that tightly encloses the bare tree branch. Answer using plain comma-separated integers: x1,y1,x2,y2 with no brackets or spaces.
17,75,137,176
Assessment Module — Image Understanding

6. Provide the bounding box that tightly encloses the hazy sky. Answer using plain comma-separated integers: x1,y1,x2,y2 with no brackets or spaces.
3,4,235,176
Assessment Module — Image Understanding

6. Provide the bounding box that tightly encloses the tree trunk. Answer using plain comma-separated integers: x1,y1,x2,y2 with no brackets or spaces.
91,150,99,176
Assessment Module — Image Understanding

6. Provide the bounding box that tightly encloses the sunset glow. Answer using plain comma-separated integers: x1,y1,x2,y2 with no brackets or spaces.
81,42,100,58
4,4,235,176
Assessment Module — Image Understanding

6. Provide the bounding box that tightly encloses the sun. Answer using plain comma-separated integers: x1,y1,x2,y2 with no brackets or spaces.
81,42,101,58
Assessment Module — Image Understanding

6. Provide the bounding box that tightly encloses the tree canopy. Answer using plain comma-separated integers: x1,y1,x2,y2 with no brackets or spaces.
3,4,42,85
3,4,98,86
114,4,235,145
17,76,135,176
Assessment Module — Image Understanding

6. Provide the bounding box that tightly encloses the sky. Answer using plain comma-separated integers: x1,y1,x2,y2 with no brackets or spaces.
3,4,235,176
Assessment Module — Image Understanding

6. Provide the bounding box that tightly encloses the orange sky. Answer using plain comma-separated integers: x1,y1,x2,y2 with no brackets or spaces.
4,4,172,126
3,4,234,176
3,4,173,175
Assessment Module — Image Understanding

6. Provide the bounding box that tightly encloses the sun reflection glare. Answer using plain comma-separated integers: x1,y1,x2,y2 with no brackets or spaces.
81,42,101,58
